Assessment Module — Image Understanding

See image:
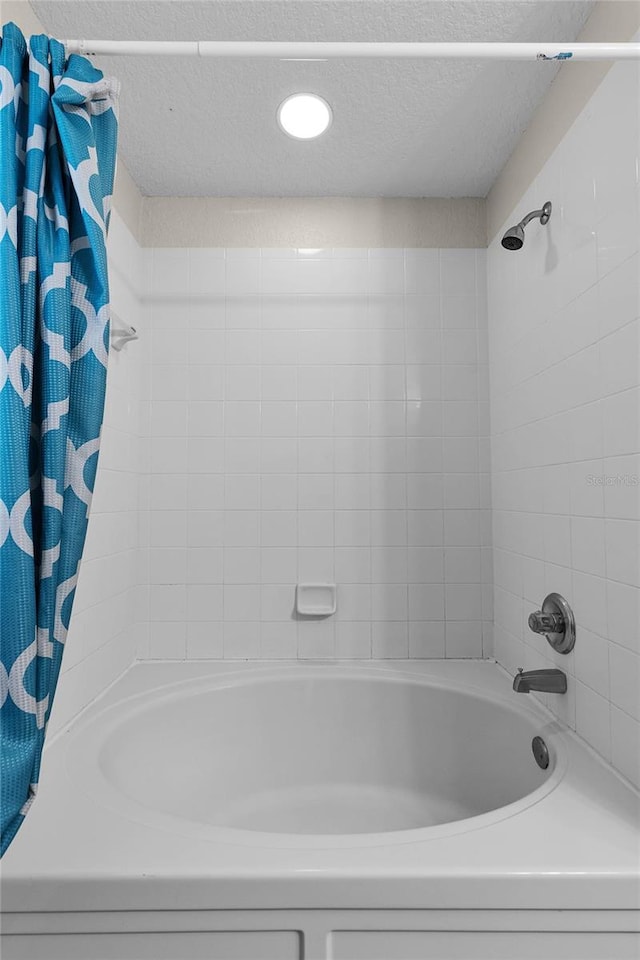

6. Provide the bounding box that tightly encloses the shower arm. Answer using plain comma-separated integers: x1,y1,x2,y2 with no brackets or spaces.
517,206,550,229
61,40,640,61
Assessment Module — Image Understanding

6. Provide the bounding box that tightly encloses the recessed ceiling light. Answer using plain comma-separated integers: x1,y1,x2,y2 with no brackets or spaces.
277,94,332,140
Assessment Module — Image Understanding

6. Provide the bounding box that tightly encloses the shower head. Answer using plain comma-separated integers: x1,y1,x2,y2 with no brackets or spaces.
501,224,525,250
501,201,552,251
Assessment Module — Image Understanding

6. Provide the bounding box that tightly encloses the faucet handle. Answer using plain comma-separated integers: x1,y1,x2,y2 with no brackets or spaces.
528,610,565,635
527,593,576,655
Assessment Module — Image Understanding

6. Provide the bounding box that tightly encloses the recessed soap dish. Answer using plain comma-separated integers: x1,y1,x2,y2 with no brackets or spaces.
296,583,337,617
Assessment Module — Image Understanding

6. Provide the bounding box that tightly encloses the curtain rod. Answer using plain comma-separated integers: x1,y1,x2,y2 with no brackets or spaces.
62,40,640,61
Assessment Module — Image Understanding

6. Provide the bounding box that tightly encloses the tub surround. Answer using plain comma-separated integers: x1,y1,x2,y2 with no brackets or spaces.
142,245,491,663
487,52,640,789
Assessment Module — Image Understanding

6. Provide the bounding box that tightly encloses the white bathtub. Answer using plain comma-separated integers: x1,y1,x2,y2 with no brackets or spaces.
2,660,639,960
74,663,560,844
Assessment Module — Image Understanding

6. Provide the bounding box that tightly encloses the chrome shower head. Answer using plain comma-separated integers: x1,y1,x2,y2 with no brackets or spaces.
501,201,552,251
501,224,525,250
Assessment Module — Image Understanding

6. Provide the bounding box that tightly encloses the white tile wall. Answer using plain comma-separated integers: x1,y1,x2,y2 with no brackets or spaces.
143,246,491,662
47,210,148,736
487,59,640,787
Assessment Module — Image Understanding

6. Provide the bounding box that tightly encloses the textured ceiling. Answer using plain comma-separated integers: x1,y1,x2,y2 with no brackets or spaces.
31,1,595,197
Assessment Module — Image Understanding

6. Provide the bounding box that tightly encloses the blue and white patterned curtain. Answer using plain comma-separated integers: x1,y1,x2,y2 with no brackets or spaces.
0,23,118,855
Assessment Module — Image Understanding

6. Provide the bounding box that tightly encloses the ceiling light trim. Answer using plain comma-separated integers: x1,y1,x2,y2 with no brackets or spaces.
277,94,333,141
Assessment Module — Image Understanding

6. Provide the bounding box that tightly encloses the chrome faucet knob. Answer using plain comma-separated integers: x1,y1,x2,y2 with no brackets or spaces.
528,610,565,635
527,593,576,655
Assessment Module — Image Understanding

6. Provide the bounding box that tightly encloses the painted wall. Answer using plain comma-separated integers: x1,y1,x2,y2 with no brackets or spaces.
141,246,492,661
486,2,640,241
142,198,485,249
487,57,640,787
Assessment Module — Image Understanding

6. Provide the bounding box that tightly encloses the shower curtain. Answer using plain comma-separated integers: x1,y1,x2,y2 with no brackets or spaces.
0,23,118,855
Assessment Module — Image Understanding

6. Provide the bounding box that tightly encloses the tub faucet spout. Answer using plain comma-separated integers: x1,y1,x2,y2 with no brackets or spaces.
513,668,567,694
